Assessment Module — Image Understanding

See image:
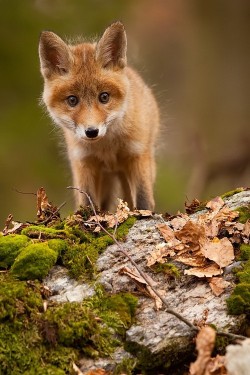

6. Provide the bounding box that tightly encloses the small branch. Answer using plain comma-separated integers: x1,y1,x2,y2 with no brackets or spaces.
14,188,37,196
67,186,246,341
40,201,67,225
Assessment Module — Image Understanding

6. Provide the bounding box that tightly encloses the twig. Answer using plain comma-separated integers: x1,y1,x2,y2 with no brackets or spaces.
14,188,37,196
67,186,246,341
39,201,67,225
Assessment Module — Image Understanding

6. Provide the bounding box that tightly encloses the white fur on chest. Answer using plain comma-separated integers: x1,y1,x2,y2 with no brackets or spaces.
69,135,144,172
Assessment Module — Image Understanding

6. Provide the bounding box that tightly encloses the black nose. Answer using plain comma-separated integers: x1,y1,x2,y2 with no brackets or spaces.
85,127,99,139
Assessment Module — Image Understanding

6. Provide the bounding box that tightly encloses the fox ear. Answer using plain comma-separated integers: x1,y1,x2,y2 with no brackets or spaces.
39,31,72,78
96,22,127,69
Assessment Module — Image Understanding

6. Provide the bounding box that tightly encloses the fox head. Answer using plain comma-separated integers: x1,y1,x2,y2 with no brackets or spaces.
39,22,128,142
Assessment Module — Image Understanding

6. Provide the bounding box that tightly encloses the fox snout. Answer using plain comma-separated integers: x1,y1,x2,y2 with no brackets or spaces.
85,127,99,139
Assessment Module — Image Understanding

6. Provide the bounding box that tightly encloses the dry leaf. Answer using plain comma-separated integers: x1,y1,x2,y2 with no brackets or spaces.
201,237,234,268
189,326,216,375
185,198,202,214
146,243,176,267
119,266,163,310
175,255,206,267
37,187,50,218
170,215,189,231
206,355,227,374
209,277,230,297
242,219,250,238
175,220,206,251
206,196,225,213
184,264,221,278
157,223,177,242
133,209,152,217
72,362,84,375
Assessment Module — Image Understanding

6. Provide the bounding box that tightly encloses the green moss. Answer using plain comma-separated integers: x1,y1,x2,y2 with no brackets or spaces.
235,205,250,224
0,234,30,268
113,357,137,375
0,274,43,321
24,366,66,375
227,243,250,315
152,262,180,278
0,271,138,374
240,244,250,261
221,188,244,199
227,283,250,315
48,239,68,256
22,225,67,239
11,243,58,280
62,217,136,280
43,303,118,356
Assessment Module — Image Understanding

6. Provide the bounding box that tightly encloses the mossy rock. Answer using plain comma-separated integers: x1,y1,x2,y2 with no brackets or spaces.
236,205,250,224
221,188,244,199
47,239,68,256
22,225,67,239
23,366,66,375
11,242,58,280
240,244,250,261
0,274,43,321
62,217,136,280
0,234,30,268
227,283,250,315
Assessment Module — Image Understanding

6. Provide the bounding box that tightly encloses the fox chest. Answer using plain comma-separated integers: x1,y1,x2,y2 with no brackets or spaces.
70,142,124,172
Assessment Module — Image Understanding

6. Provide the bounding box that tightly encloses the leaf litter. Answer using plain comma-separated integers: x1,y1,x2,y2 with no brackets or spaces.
147,195,248,296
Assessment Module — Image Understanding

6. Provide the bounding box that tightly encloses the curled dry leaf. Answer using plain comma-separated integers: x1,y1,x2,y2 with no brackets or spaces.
37,187,50,218
146,243,176,267
242,219,250,238
209,277,230,297
157,223,177,242
189,326,216,375
133,209,152,217
170,214,189,230
184,264,221,278
201,237,234,268
175,220,206,252
72,362,84,375
175,255,205,267
119,266,163,310
206,196,225,213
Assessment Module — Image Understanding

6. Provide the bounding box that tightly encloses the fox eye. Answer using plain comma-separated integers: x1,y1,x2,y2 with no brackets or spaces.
67,95,79,107
99,92,109,104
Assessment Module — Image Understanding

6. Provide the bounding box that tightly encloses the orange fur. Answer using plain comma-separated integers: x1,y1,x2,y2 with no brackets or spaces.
39,22,160,210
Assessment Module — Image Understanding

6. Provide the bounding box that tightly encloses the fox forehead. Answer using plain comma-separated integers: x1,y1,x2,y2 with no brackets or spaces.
69,42,97,73
46,42,127,101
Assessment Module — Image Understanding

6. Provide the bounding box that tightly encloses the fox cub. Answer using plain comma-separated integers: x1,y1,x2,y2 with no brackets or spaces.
39,22,159,211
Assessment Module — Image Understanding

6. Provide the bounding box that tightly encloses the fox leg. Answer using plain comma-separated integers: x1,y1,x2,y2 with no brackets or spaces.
125,154,156,210
70,159,101,209
98,172,120,211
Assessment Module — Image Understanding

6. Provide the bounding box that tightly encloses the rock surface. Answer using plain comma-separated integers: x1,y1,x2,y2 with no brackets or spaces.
44,190,250,373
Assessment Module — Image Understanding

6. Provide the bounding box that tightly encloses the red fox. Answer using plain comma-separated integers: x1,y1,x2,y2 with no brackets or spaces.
39,22,160,211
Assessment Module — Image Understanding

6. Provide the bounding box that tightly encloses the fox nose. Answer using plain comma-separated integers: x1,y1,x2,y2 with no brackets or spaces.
85,127,99,139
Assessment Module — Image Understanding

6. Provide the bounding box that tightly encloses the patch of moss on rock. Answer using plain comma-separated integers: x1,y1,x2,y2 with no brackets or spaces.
227,245,250,315
239,244,250,261
61,217,136,280
0,234,30,268
0,274,138,374
235,205,250,224
221,188,244,199
47,239,68,256
22,225,67,239
0,274,43,321
152,262,180,279
11,243,58,281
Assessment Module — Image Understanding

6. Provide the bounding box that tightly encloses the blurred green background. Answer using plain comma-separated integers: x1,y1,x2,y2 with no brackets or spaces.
0,0,249,226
